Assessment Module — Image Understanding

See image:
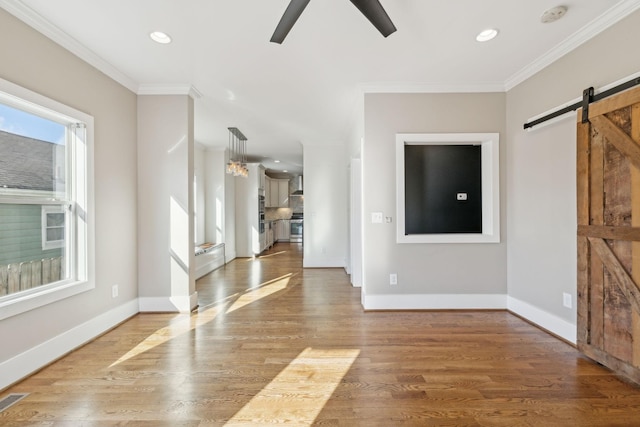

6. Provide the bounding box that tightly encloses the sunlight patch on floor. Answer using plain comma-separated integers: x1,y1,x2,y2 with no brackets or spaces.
226,274,292,314
108,294,237,367
258,250,287,259
111,273,295,367
225,347,360,426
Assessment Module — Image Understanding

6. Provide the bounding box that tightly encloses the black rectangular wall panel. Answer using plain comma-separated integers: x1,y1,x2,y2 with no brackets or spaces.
404,145,482,234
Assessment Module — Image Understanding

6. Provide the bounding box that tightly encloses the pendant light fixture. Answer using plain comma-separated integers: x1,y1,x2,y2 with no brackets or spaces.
226,127,249,177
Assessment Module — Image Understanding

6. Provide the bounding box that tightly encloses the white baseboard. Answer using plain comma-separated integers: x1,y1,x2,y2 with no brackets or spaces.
507,296,576,344
139,297,177,312
361,293,577,343
225,251,236,264
0,299,139,391
139,292,198,313
362,293,508,310
188,292,198,311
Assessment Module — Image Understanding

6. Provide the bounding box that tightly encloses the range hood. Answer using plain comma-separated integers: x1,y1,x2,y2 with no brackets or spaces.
291,175,303,196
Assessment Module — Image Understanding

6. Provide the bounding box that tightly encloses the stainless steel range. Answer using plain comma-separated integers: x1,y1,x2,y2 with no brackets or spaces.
290,213,303,243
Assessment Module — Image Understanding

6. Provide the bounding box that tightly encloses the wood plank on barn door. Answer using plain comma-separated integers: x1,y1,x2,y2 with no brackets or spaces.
603,107,633,363
632,103,640,367
590,119,605,351
577,86,640,384
577,120,590,346
576,123,591,343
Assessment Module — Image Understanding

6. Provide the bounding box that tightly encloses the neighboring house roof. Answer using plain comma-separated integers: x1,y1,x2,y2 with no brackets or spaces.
0,129,55,192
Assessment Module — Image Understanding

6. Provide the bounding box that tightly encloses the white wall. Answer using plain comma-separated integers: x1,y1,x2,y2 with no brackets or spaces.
303,144,349,268
194,143,206,245
137,94,197,313
362,93,507,309
506,9,640,342
0,9,138,389
203,149,223,245
224,149,237,262
350,159,363,287
202,147,236,262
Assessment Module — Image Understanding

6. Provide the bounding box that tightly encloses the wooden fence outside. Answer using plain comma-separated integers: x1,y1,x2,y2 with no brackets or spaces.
0,257,64,296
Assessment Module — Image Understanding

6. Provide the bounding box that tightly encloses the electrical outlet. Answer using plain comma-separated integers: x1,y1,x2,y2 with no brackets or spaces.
389,273,397,285
562,292,572,309
112,284,119,299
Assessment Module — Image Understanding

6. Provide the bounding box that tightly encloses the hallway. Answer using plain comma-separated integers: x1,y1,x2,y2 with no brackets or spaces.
3,242,640,425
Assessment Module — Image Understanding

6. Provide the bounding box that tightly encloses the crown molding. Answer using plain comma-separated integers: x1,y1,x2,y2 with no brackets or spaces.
0,0,139,93
358,81,506,94
137,84,203,99
505,0,640,91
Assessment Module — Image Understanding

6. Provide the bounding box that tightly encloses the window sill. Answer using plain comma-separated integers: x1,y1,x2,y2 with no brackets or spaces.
0,280,94,321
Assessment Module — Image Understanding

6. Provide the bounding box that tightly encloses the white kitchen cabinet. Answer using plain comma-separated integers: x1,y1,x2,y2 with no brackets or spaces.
265,176,272,207
265,221,274,250
277,219,290,241
273,220,280,243
277,180,289,207
259,167,266,195
265,177,289,208
266,179,289,208
269,177,279,208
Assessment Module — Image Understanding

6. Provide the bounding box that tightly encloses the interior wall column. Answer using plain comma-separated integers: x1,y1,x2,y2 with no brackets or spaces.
137,91,197,312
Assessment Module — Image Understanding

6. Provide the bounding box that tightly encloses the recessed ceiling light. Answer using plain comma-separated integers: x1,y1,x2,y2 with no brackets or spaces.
541,6,568,24
274,160,281,163
150,31,172,44
283,170,288,173
476,28,499,42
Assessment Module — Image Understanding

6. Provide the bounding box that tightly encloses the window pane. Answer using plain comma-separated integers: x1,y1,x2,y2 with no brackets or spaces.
46,227,64,241
0,104,67,197
46,212,65,227
0,203,66,297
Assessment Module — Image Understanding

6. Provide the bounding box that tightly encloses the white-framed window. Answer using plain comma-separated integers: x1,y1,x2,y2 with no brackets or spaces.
0,77,94,321
41,205,66,250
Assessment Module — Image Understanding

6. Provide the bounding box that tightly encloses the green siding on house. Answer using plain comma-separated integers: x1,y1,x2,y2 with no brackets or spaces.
0,204,63,265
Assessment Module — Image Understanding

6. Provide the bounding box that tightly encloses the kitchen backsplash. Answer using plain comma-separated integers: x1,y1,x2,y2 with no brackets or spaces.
265,207,292,220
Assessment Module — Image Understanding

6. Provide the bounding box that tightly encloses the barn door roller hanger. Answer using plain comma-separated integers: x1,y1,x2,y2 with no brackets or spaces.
523,76,640,130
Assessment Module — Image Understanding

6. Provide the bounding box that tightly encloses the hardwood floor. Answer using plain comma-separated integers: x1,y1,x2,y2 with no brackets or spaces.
3,242,640,425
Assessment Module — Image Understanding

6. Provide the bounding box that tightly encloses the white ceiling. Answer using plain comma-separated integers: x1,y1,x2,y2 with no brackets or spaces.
3,0,640,174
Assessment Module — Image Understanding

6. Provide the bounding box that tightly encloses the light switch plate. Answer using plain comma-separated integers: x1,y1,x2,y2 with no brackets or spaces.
371,212,383,223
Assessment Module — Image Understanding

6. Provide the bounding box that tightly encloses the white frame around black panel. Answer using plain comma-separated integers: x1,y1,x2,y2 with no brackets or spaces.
395,133,500,244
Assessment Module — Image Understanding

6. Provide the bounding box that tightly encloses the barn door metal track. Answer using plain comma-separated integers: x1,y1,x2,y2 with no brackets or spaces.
523,76,640,130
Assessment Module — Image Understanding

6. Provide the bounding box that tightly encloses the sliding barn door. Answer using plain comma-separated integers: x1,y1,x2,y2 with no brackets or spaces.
577,85,640,383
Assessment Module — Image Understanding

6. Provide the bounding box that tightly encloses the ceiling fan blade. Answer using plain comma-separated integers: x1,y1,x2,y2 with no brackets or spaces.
349,0,397,38
270,0,311,44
